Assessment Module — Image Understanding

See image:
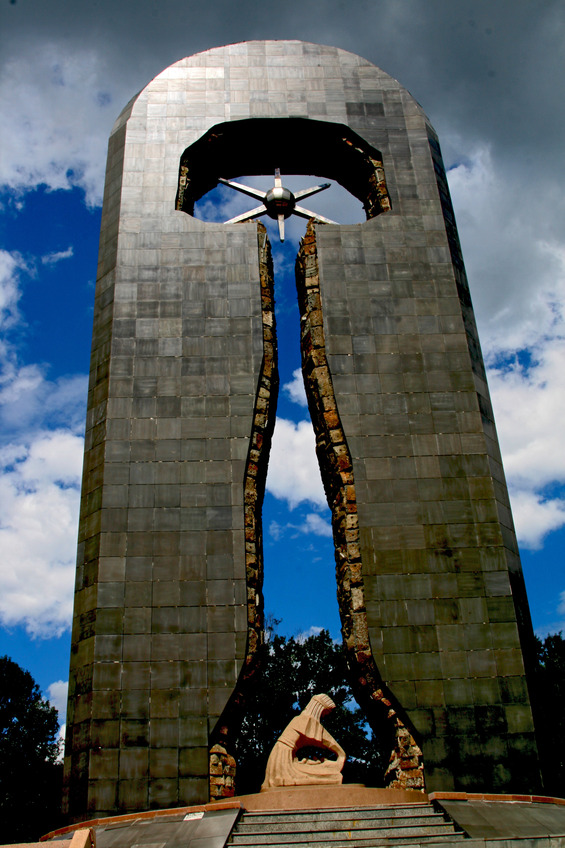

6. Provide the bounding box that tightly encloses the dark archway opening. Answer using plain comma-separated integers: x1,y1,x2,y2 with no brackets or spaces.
176,117,390,222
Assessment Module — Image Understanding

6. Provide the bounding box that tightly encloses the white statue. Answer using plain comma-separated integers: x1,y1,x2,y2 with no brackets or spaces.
262,693,346,789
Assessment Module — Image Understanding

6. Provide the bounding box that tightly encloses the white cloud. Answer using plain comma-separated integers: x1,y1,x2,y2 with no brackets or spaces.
487,340,565,493
47,679,68,720
445,147,565,549
0,45,127,206
0,251,85,638
0,249,24,337
0,363,87,437
295,625,324,644
42,246,73,265
283,368,308,408
269,520,283,542
448,147,565,357
0,252,88,436
508,490,565,551
484,336,565,548
303,512,332,538
268,510,332,542
266,418,325,509
0,429,83,638
194,182,258,226
47,681,68,760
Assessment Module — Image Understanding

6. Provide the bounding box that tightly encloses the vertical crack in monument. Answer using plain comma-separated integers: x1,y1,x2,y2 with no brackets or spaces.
64,41,543,823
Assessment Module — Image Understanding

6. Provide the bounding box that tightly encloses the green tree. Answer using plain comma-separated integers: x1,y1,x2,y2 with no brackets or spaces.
533,632,565,797
0,656,63,842
233,627,391,795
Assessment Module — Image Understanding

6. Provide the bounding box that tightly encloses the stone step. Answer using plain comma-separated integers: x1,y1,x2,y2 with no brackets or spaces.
234,814,452,834
229,823,460,844
229,836,466,848
238,804,437,825
227,803,468,848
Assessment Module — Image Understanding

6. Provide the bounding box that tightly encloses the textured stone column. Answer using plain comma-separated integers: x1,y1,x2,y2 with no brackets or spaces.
63,59,277,818
305,111,541,791
64,41,541,821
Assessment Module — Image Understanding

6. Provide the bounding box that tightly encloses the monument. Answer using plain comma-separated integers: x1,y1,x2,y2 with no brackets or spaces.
261,694,346,790
63,41,542,822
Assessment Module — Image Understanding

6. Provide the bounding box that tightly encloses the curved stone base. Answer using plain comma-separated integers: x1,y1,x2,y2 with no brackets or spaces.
247,784,427,811
42,789,565,844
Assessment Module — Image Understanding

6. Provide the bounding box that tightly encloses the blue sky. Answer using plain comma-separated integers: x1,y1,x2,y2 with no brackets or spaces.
1,1,564,733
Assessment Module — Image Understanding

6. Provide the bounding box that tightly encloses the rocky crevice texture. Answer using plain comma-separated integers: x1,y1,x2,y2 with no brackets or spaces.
364,155,391,220
209,224,278,800
295,221,424,792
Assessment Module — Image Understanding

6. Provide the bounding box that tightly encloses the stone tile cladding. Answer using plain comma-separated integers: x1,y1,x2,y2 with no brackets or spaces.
296,221,424,791
312,86,541,791
63,68,271,814
64,40,542,821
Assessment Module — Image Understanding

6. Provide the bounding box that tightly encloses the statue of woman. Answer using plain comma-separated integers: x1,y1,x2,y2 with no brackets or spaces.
262,693,346,789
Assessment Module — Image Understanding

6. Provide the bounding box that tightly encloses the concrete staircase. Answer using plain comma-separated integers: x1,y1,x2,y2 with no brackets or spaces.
227,802,468,847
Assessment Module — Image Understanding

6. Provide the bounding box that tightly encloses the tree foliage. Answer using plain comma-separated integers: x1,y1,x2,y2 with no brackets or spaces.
233,627,392,795
0,656,63,842
533,631,565,796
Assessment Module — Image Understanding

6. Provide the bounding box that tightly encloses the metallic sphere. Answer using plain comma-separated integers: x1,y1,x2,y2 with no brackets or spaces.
264,186,296,219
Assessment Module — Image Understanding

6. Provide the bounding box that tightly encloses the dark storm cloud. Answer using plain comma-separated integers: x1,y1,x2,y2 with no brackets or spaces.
3,2,564,268
2,0,563,353
1,0,563,363
2,0,563,173
2,0,564,252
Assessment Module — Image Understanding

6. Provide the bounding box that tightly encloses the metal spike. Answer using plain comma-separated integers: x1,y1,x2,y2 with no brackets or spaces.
218,178,267,202
293,205,338,225
293,183,331,201
224,204,268,224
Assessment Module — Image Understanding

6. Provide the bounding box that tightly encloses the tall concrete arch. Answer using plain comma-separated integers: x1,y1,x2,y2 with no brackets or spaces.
64,41,541,822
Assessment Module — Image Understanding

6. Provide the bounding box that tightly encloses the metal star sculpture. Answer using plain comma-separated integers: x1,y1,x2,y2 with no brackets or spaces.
219,169,338,242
